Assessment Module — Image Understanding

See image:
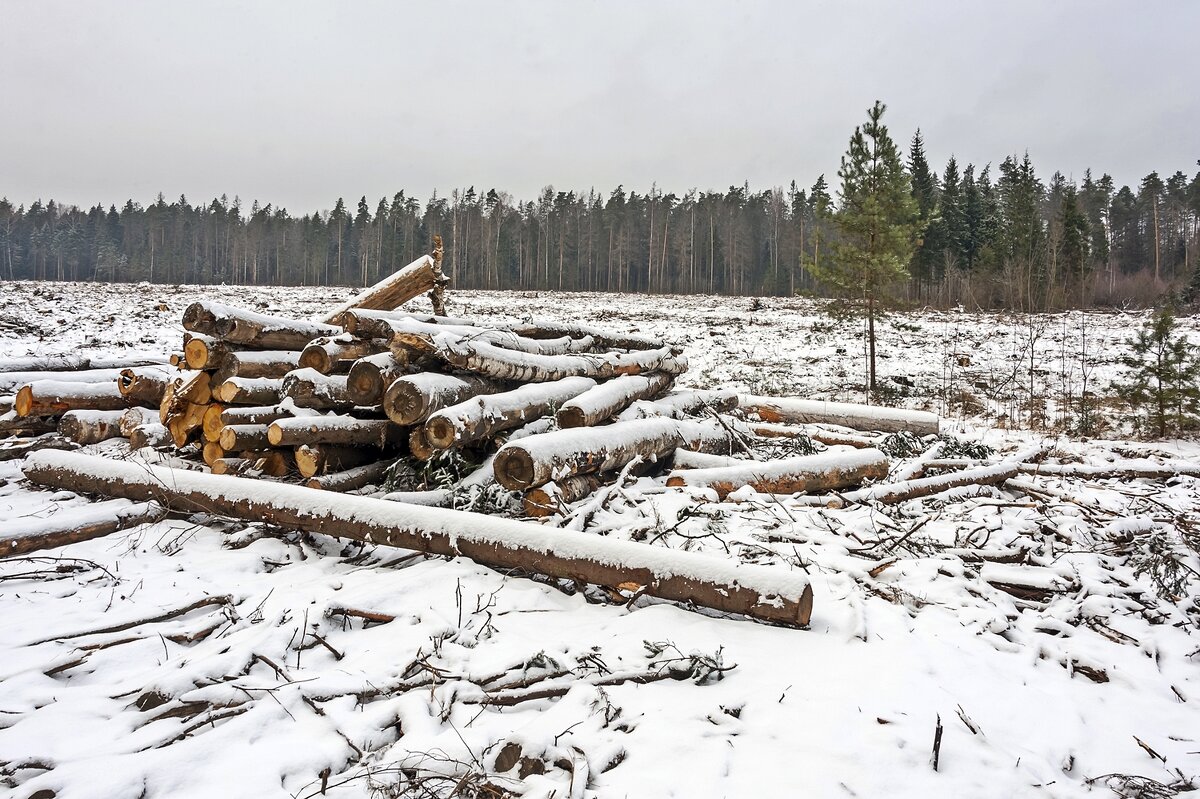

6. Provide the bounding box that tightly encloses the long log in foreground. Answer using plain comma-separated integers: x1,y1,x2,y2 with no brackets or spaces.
22,450,813,626
740,395,940,435
667,449,890,499
2,498,166,558
493,417,735,490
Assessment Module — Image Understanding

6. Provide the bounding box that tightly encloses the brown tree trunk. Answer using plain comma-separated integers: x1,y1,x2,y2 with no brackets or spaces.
22,450,814,627
16,381,138,417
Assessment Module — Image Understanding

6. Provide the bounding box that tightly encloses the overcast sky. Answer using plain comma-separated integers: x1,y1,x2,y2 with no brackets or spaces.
2,1,1196,213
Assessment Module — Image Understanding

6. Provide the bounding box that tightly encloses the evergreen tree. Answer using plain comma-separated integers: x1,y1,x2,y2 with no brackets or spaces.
815,100,921,396
907,129,940,291
1058,185,1090,302
1117,306,1200,437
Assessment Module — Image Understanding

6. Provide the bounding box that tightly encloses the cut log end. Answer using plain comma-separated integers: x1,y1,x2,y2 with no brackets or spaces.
494,447,537,491
423,416,457,450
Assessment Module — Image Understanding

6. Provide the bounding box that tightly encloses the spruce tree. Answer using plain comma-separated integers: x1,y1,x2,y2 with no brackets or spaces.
1117,306,1200,438
907,129,940,290
815,100,921,397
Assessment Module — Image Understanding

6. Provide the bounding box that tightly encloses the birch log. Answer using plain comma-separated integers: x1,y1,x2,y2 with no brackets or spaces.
22,450,815,626
424,334,687,383
556,373,673,428
493,418,735,490
423,376,595,450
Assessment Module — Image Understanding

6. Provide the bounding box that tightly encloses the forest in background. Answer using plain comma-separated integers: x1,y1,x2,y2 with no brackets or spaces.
2,134,1198,311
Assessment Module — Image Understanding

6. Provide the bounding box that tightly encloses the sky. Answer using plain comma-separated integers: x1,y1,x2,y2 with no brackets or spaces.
2,0,1197,213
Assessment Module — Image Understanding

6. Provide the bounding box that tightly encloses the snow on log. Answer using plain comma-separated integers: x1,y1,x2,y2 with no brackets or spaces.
295,444,377,478
0,411,56,437
616,388,739,422
218,423,274,452
424,332,686,383
117,366,173,407
390,319,595,358
423,377,596,450
119,407,160,437
268,415,401,448
667,449,890,499
182,334,232,370
281,368,355,411
383,372,504,425
671,449,748,469
493,417,735,491
299,336,384,375
523,474,603,517
1,498,167,558
1017,460,1200,479
15,380,136,417
219,404,291,428
212,350,303,383
0,353,168,374
346,352,411,406
824,461,1022,507
505,319,663,351
58,409,127,444
212,377,283,406
181,301,341,350
320,253,442,324
1,367,135,395
749,421,878,449
557,373,673,429
740,395,940,435
22,450,814,626
130,423,171,450
304,460,392,491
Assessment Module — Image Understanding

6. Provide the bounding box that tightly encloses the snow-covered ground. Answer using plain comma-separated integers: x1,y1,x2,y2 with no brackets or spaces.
1,281,1199,799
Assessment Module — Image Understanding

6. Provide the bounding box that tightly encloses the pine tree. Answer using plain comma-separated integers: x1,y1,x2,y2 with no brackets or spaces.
1117,306,1200,438
815,100,921,396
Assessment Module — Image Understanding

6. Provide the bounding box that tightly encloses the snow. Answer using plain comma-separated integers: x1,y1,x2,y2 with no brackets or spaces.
2,282,1199,798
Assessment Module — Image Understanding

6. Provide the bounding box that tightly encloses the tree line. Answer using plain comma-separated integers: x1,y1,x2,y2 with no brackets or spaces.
1,142,1197,311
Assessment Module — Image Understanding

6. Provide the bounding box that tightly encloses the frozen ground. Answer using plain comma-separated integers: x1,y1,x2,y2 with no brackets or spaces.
1,281,1199,799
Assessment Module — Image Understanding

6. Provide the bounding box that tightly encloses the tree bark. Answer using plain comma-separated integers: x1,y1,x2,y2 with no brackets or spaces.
304,460,393,491
22,450,814,627
212,377,283,406
211,350,303,383
523,474,603,517
294,444,377,478
117,366,173,406
129,423,171,450
424,335,686,383
184,301,339,349
218,423,274,452
183,334,232,370
281,369,355,411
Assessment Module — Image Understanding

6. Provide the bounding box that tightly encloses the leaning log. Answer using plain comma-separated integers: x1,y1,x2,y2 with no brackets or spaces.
346,352,411,406
22,450,814,626
299,336,384,375
556,373,673,428
383,373,503,426
1,498,166,558
739,396,940,435
493,418,735,491
15,380,136,417
423,376,596,450
666,449,890,500
58,410,128,445
321,252,443,324
268,415,401,448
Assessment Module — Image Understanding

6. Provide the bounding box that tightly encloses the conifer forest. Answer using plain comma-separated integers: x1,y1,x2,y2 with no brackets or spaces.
4,136,1198,310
